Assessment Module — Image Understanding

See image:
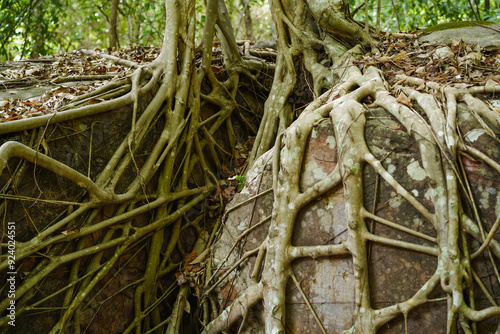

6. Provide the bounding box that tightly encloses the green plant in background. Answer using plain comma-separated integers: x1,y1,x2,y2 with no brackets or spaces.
0,0,498,61
0,0,166,61
350,0,498,32
228,174,246,189
57,0,165,52
0,0,65,60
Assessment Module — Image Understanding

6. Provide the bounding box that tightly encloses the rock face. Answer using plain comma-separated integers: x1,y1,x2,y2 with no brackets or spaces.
0,94,160,334
211,102,500,333
419,23,500,50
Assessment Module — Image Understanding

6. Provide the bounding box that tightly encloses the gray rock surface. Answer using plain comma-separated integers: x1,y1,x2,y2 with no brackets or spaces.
419,23,500,49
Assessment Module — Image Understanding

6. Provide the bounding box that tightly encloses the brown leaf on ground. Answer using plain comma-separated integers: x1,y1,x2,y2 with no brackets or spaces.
396,92,413,108
222,186,236,204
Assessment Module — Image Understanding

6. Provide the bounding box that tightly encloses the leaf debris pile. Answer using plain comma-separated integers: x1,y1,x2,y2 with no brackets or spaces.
357,33,500,88
0,47,162,122
0,43,273,122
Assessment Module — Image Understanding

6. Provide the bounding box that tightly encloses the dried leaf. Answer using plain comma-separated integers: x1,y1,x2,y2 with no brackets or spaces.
390,52,406,61
194,286,201,298
190,248,209,265
415,66,426,74
176,273,187,285
184,249,198,267
222,186,236,204
184,300,191,313
396,92,412,107
485,79,497,91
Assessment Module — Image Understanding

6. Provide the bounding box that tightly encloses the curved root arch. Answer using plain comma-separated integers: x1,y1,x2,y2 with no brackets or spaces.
205,62,500,333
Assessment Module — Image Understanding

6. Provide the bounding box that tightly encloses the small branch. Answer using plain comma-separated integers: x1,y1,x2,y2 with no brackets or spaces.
471,268,498,307
202,282,263,334
461,212,500,259
204,246,261,296
461,305,500,322
165,285,190,334
361,208,437,243
0,94,133,136
363,151,436,227
288,243,350,260
290,270,327,334
205,215,271,287
78,49,142,68
51,75,117,83
295,164,341,209
471,216,500,259
251,241,267,281
365,232,438,256
223,188,273,217
463,145,500,174
374,272,440,327
0,194,83,206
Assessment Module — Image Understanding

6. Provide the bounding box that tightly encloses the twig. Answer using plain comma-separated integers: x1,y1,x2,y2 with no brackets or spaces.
290,270,327,334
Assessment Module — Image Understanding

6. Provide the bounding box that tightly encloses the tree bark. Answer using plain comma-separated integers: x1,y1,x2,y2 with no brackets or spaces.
241,0,254,40
110,0,119,49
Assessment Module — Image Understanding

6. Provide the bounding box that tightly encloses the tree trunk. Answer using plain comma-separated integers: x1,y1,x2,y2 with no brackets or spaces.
109,0,119,49
31,4,46,57
241,0,254,40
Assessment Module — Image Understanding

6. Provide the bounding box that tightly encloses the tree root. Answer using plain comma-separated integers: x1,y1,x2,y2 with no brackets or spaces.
205,60,500,333
0,0,271,332
1,0,499,333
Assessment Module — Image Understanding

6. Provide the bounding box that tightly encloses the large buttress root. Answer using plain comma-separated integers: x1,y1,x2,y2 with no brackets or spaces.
248,0,374,165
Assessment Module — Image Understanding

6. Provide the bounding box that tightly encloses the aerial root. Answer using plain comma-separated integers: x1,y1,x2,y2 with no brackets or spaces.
202,282,263,334
290,270,328,334
0,141,112,201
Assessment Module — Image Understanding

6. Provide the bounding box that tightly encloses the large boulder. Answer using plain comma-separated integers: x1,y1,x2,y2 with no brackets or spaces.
419,22,500,50
211,100,500,333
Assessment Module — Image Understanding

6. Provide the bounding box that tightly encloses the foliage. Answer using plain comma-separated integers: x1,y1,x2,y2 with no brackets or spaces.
0,0,166,61
0,0,274,61
0,0,65,60
228,174,246,188
2,0,497,61
350,0,499,32
56,0,165,53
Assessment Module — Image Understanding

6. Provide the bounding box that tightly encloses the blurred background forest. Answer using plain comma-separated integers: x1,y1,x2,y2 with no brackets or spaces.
0,0,499,61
